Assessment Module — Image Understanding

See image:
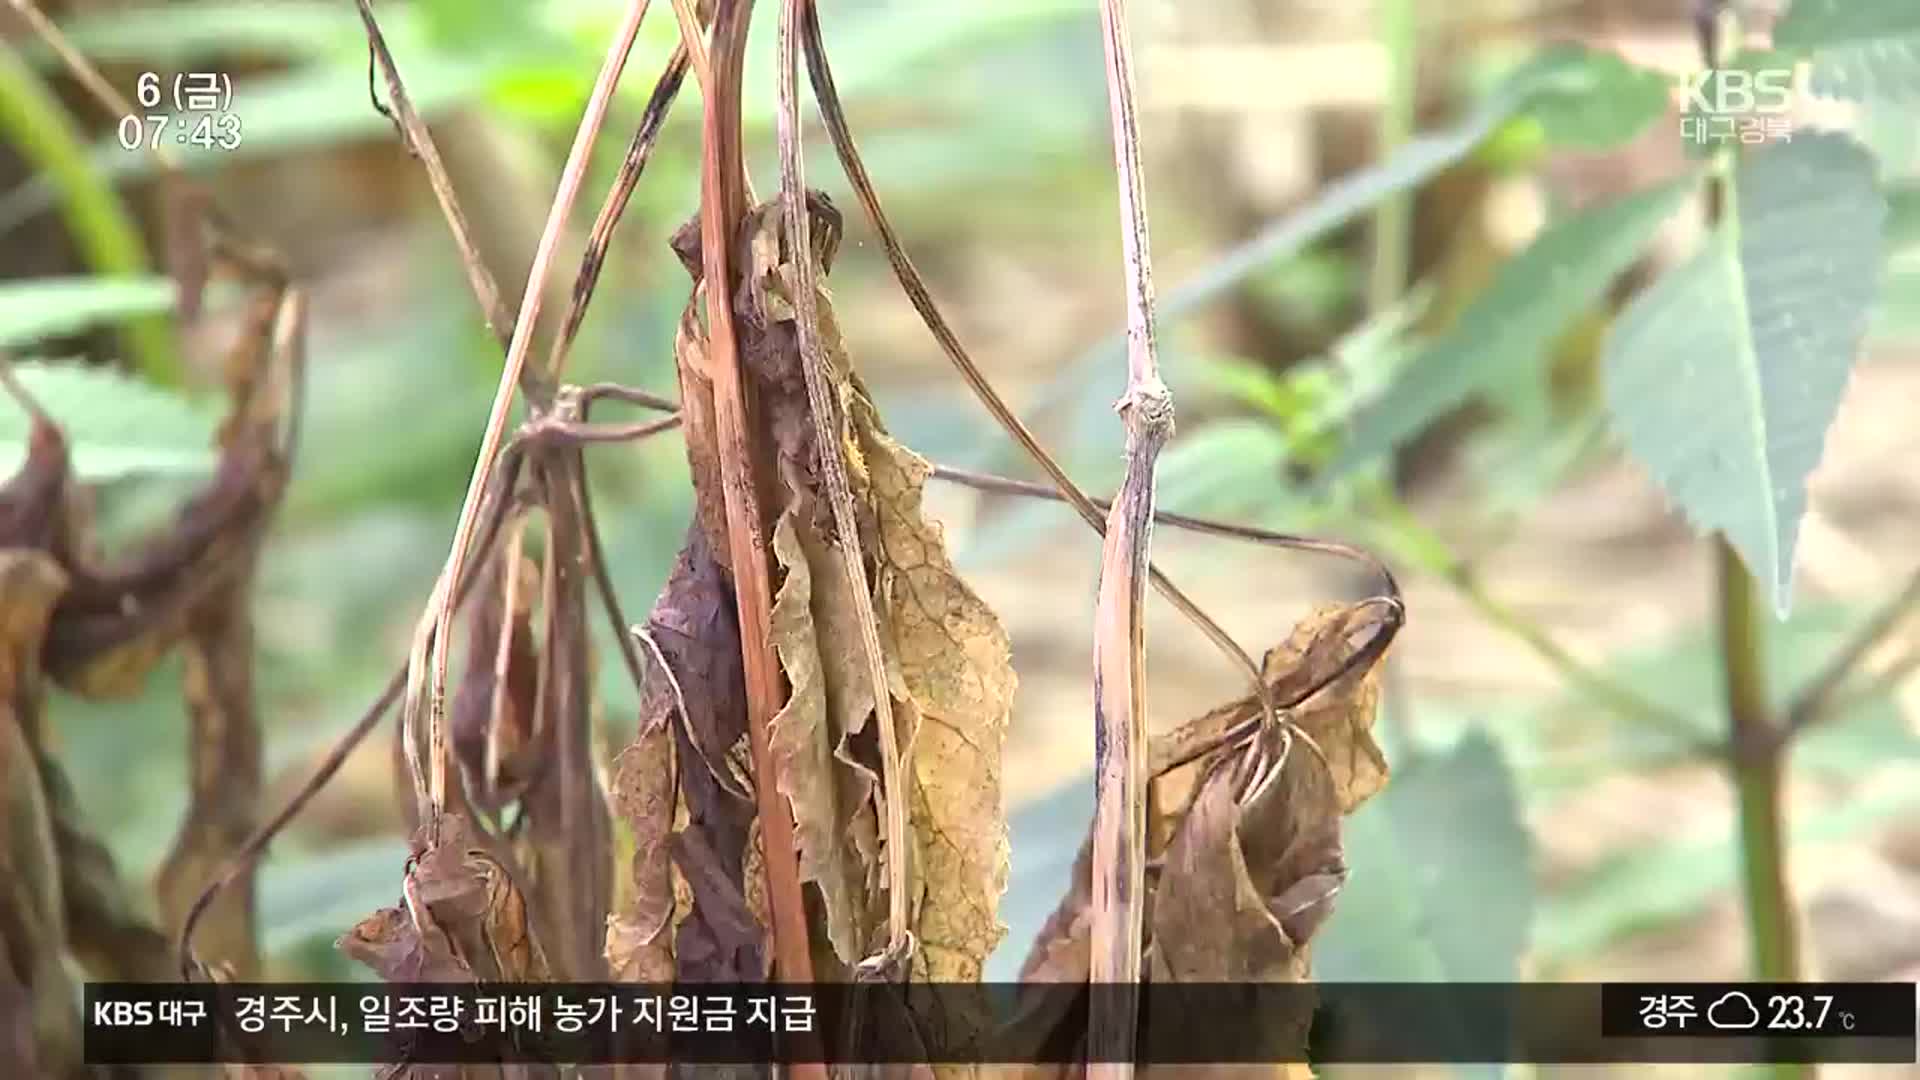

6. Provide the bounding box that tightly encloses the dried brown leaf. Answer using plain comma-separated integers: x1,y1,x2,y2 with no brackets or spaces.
1152,602,1391,812
768,504,881,967
739,193,1014,985
337,903,472,984
641,526,764,981
341,814,549,984
0,415,74,552
1014,599,1390,1068
157,578,265,978
0,551,81,1077
606,702,676,982
517,454,613,981
452,544,541,811
851,394,1015,982
40,750,172,982
1148,747,1334,983
44,283,296,700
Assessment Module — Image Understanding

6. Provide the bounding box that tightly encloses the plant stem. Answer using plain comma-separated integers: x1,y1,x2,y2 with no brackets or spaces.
1369,0,1417,314
690,0,823,1028
1090,0,1169,1072
1716,540,1803,990
0,40,179,384
1695,15,1805,1066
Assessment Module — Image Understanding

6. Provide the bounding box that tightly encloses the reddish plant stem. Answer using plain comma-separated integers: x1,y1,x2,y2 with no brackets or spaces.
691,0,820,1012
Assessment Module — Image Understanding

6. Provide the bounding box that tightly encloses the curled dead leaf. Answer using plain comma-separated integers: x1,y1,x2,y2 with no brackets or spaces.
634,526,764,982
43,282,299,700
605,676,677,983
1012,599,1392,1073
452,542,542,812
0,550,81,1077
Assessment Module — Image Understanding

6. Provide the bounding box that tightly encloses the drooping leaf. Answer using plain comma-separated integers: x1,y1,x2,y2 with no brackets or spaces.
342,815,550,986
43,280,297,699
1336,175,1695,471
728,193,1016,988
1774,0,1920,105
640,527,763,984
156,577,265,979
1602,133,1887,615
850,382,1016,985
1008,602,1394,1072
449,544,541,813
1148,722,1341,986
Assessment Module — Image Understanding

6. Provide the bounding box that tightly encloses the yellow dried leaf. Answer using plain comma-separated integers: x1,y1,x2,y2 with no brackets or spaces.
849,392,1016,983
606,719,676,982
769,507,882,966
747,196,1016,985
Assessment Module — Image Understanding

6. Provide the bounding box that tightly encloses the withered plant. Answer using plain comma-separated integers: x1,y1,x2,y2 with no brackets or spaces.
1,0,1406,1076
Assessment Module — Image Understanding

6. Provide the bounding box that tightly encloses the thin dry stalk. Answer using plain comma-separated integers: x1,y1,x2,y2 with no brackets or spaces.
774,0,910,973
794,3,1274,731
178,446,534,973
354,0,517,354
1088,0,1170,1070
550,43,694,367
669,0,716,98
403,0,653,825
682,0,822,1012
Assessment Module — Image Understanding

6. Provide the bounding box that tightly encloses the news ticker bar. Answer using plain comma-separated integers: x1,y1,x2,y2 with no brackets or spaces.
83,981,1918,1065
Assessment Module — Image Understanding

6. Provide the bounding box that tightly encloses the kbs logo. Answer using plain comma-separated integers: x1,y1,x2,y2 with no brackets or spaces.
1677,68,1799,147
1677,68,1798,115
92,1000,154,1026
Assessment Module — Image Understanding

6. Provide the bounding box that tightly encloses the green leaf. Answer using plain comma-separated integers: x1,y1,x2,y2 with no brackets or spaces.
1774,0,1920,105
1316,731,1534,981
1336,175,1695,471
1519,44,1672,150
0,359,217,480
1155,420,1295,520
1602,134,1887,616
0,275,175,350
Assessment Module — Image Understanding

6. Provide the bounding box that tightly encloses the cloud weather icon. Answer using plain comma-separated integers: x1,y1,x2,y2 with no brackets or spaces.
1708,991,1761,1030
